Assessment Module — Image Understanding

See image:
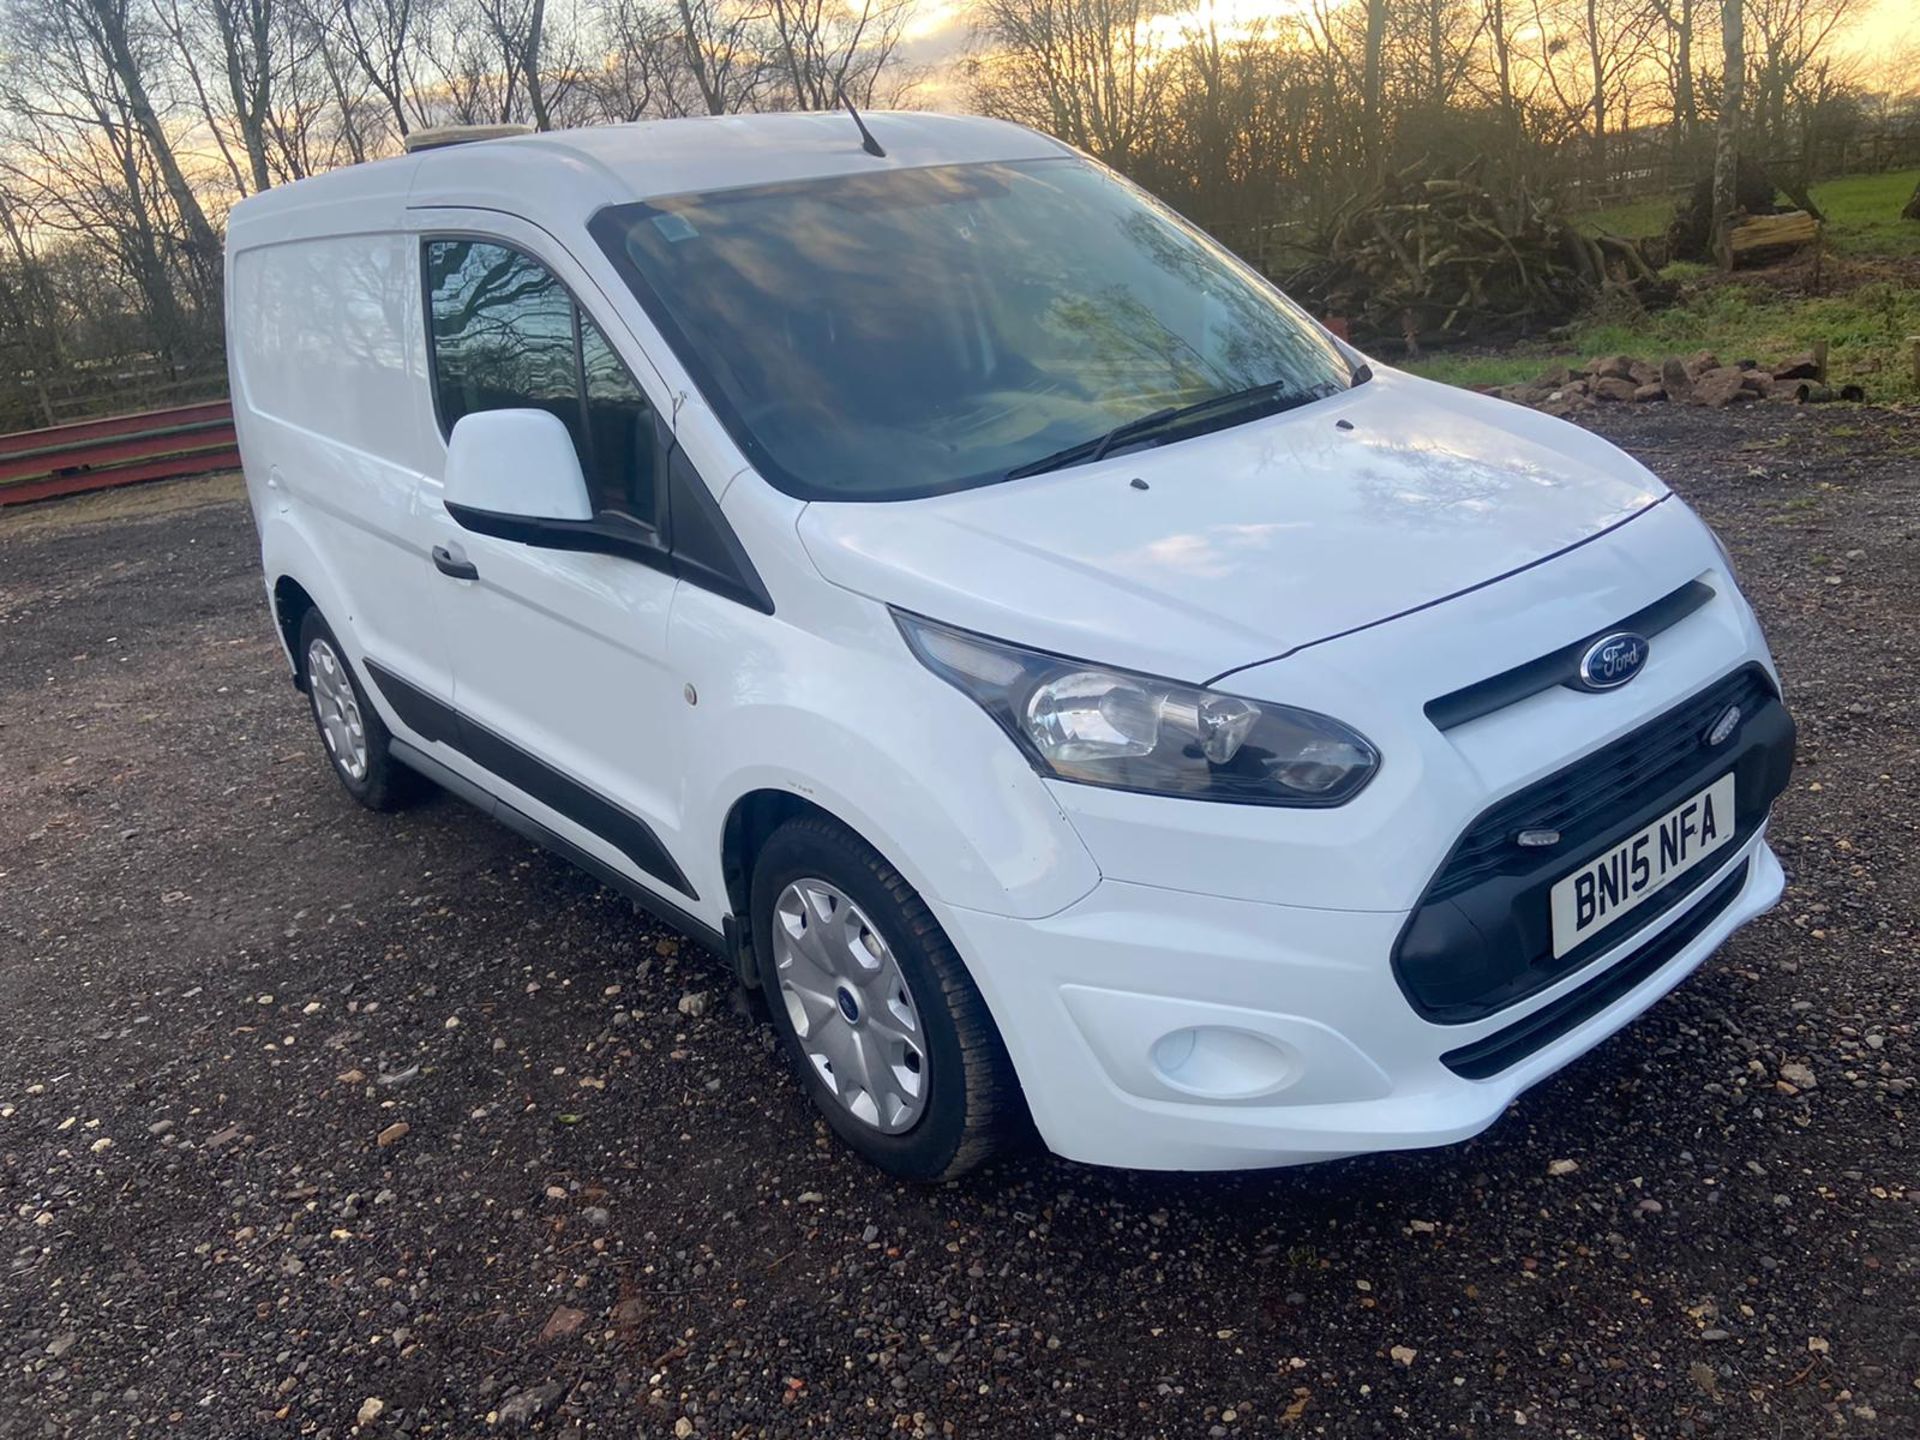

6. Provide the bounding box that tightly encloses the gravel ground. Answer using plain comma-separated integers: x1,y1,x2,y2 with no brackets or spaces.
1,404,1916,1439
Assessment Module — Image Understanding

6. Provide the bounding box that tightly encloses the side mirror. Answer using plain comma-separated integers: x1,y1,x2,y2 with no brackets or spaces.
444,409,591,523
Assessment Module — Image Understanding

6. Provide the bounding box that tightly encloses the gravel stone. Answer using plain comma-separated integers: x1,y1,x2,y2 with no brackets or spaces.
1,421,1915,1436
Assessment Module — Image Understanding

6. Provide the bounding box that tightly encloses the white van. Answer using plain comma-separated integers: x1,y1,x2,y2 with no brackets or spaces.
226,112,1795,1178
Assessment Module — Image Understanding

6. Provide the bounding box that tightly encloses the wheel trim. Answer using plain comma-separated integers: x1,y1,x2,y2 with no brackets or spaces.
773,879,927,1134
306,637,369,782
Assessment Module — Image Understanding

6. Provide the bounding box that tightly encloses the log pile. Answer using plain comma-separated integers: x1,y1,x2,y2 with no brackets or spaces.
1285,165,1663,353
1487,349,1863,416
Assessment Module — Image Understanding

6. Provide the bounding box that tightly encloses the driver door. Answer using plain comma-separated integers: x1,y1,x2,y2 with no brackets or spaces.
413,214,697,905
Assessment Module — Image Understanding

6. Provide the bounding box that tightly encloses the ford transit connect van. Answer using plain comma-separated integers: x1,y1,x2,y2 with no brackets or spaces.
226,112,1795,1178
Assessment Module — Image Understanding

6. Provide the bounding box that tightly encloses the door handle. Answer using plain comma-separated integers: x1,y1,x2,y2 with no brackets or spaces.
432,545,479,581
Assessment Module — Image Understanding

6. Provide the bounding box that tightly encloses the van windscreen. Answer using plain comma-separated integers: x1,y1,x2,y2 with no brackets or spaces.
589,158,1351,502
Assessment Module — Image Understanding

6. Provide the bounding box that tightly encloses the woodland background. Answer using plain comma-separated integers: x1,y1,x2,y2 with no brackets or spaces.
0,0,1914,429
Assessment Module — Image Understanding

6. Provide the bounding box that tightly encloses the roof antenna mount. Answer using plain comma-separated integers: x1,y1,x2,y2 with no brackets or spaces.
836,85,886,158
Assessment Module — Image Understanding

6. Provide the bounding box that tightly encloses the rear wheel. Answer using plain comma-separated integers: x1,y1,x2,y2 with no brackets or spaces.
297,609,418,811
750,816,1023,1180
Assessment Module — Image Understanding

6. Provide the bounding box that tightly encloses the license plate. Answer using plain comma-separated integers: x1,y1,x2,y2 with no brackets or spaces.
1549,773,1736,958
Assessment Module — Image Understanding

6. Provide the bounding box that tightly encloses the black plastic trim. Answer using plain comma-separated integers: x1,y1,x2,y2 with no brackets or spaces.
446,500,670,566
390,739,726,956
1439,858,1750,1080
663,447,776,614
366,660,459,745
431,544,480,580
1425,579,1716,731
445,492,773,615
721,912,758,988
363,660,697,900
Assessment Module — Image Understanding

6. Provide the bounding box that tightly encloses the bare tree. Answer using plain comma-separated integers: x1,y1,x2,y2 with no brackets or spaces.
1711,0,1743,254
763,0,914,110
672,0,764,116
969,0,1171,169
464,0,592,127
1648,0,1700,146
0,179,74,424
82,0,224,292
1520,0,1662,182
1472,0,1545,157
335,0,427,136
1405,0,1486,107
0,0,219,338
1360,0,1387,169
286,0,383,163
589,0,702,118
155,0,279,193
1744,0,1865,150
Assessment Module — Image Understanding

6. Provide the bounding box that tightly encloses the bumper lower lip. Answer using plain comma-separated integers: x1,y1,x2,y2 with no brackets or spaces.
1438,852,1752,1080
935,833,1784,1172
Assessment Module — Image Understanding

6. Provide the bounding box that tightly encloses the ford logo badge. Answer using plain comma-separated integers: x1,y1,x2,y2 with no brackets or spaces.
1575,631,1649,691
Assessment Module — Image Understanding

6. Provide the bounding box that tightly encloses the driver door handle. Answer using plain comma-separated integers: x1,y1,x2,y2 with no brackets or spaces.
432,544,479,581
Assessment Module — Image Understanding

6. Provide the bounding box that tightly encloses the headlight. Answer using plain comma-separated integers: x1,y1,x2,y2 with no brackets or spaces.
895,612,1379,807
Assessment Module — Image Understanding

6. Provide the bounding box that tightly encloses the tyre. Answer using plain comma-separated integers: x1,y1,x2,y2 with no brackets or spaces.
750,815,1024,1180
297,609,418,811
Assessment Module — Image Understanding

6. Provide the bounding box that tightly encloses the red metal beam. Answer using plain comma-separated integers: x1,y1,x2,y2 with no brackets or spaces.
0,447,240,508
0,421,237,484
0,400,232,461
0,399,243,508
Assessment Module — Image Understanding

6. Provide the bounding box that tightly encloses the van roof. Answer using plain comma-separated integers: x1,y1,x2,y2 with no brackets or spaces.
226,112,1070,249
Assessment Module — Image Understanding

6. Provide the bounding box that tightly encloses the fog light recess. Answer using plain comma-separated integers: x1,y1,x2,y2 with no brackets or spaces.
1149,1026,1298,1100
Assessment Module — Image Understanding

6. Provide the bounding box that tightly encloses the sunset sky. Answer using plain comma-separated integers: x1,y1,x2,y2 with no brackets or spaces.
897,0,1920,104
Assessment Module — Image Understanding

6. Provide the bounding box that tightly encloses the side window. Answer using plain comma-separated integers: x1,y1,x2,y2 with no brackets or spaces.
425,240,579,440
579,313,657,523
425,238,658,528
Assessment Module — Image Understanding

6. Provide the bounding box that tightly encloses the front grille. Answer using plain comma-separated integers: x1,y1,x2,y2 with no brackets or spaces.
1424,579,1715,732
1429,666,1775,903
1393,662,1795,1024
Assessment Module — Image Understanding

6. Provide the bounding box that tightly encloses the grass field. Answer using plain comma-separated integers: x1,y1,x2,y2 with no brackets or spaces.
1416,168,1920,401
1579,169,1920,252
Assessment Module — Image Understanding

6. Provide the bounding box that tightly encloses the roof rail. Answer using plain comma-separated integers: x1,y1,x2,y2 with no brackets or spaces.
404,124,534,154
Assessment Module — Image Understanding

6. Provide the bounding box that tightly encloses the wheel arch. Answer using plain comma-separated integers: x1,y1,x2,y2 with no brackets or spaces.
719,789,869,989
258,514,360,695
273,575,320,689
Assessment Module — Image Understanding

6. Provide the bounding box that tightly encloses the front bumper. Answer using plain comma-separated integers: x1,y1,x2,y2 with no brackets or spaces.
938,831,1783,1171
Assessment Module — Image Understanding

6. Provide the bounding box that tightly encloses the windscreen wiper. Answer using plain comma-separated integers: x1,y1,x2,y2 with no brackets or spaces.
1004,379,1317,481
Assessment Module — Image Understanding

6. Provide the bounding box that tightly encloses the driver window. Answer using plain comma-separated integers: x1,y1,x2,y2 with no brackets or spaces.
425,237,659,530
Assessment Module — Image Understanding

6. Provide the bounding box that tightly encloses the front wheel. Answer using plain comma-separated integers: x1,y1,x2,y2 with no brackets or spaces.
750,816,1024,1180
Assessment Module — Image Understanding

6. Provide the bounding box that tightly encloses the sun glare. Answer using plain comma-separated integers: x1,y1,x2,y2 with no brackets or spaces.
1140,0,1319,47
903,0,1917,92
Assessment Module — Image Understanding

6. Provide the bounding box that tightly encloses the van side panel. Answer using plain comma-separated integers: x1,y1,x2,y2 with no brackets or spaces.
231,231,457,721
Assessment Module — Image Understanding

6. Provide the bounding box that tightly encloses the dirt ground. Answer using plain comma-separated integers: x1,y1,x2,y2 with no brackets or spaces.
1,402,1916,1438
